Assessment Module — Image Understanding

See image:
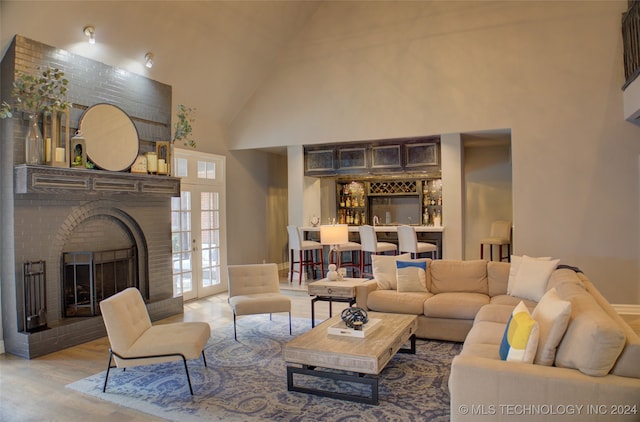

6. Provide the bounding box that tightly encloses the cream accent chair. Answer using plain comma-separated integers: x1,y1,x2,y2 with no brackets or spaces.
99,287,210,395
228,263,292,341
480,220,512,261
397,225,438,259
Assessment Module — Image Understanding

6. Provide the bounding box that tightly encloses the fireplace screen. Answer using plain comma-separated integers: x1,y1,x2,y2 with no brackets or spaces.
63,246,137,317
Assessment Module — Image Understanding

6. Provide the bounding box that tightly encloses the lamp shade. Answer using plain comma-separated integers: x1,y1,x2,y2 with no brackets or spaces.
320,224,349,245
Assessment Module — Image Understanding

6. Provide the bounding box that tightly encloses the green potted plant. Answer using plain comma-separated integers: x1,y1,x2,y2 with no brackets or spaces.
172,104,196,148
1,66,72,164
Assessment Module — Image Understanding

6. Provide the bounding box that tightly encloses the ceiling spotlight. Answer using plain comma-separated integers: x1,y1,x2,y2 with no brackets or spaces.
83,25,95,44
145,52,154,68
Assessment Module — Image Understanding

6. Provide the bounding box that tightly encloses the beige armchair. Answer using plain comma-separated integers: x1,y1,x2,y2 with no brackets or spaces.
99,287,210,395
228,263,292,341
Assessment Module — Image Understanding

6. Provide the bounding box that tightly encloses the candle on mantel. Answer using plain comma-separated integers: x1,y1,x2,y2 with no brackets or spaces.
55,147,65,162
158,158,167,174
45,138,52,162
146,152,158,173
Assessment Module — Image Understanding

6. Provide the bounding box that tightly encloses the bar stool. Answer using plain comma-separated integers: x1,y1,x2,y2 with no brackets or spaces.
335,241,361,277
397,225,438,259
480,220,512,262
358,225,397,278
287,225,324,285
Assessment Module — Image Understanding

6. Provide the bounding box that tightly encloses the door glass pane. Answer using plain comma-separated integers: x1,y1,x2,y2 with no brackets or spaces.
200,191,220,287
171,191,193,297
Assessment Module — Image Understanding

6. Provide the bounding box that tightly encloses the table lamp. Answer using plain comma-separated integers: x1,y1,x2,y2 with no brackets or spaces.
320,224,349,280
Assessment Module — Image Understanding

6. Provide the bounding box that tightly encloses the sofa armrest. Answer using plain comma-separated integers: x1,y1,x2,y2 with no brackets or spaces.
355,279,379,310
449,354,640,421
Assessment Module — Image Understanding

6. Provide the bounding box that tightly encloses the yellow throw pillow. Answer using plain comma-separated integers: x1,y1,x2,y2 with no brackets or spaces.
499,301,539,363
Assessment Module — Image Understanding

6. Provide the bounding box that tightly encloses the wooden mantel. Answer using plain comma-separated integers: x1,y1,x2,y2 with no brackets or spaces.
14,164,180,197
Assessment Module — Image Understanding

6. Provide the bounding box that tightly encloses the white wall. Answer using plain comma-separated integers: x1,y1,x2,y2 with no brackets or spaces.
229,1,640,304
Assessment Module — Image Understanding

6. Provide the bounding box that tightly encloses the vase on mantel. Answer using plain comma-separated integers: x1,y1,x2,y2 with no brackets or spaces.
25,114,44,165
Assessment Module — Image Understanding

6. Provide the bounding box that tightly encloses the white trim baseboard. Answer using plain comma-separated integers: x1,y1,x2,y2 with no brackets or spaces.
612,304,640,315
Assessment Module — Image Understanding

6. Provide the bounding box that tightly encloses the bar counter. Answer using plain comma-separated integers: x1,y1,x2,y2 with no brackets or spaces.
301,225,444,258
301,225,444,233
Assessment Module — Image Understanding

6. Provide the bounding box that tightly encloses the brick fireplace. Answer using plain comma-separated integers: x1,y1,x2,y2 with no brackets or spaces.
1,36,184,358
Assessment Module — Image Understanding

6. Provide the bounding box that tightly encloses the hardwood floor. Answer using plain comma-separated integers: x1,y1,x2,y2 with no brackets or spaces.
0,282,348,422
1,280,638,422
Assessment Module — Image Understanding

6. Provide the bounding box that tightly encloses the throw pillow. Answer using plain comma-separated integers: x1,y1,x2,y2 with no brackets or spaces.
372,253,411,290
510,256,560,302
531,288,571,365
396,260,428,293
507,255,552,295
499,301,539,363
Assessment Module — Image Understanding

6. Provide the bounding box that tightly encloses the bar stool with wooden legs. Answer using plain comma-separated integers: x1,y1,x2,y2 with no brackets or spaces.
480,220,512,262
397,225,438,259
287,225,325,285
335,241,362,277
358,225,397,278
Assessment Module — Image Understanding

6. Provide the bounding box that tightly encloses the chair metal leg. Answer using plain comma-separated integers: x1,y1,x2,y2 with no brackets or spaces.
202,350,207,367
103,350,115,392
289,312,292,335
182,358,194,395
233,313,238,341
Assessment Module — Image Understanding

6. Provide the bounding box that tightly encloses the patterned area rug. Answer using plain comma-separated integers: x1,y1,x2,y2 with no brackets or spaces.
67,316,461,421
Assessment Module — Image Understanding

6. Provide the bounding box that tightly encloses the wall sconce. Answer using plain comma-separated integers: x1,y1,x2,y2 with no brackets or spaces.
144,52,154,68
83,26,95,44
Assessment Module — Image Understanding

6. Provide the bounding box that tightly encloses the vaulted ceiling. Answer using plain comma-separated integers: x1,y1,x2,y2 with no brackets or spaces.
0,1,322,125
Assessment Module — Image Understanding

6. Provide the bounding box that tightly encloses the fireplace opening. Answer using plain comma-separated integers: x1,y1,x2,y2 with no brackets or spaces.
63,246,138,317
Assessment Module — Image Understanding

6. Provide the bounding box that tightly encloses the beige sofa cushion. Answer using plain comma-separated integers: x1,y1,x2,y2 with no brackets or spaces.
531,287,571,366
430,259,488,294
372,253,412,290
424,292,489,320
487,261,510,297
509,256,560,301
367,289,432,315
489,294,537,309
555,281,625,376
577,272,640,379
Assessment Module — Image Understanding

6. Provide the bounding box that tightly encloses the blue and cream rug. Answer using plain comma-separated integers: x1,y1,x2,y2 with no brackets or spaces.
67,316,461,421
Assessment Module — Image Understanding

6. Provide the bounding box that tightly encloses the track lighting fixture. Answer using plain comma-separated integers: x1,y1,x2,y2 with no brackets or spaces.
83,26,96,44
145,52,154,68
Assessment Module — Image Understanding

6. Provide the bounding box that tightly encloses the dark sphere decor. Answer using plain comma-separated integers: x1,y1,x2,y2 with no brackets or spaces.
341,307,369,329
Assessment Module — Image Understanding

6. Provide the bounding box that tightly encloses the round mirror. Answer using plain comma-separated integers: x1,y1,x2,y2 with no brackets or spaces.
80,103,139,171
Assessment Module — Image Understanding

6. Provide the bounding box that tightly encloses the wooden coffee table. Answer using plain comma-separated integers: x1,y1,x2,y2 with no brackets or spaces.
283,312,418,404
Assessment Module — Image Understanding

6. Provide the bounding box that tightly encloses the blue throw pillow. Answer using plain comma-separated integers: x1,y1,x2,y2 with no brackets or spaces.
396,260,428,293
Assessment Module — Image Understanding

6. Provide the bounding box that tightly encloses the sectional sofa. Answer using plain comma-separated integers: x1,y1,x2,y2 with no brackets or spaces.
354,255,640,421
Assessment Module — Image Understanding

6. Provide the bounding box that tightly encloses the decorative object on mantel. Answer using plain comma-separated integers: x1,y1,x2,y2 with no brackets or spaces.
155,141,170,175
43,109,71,168
146,151,158,174
79,103,139,172
70,131,87,169
0,66,72,165
130,154,148,174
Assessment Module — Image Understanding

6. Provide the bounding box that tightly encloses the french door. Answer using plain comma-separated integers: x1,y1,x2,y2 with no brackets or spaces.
171,150,227,300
